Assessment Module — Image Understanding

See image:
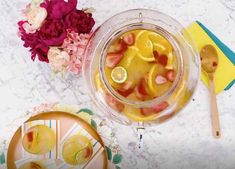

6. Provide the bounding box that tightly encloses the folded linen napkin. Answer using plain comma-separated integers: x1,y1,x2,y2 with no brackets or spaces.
186,21,235,94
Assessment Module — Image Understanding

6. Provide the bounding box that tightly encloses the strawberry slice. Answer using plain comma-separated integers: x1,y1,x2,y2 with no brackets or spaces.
27,131,34,142
155,75,167,85
105,93,124,112
83,147,93,159
141,107,155,116
153,51,159,60
166,70,175,82
115,39,127,53
134,78,149,100
141,101,169,116
118,88,134,97
123,33,135,45
158,54,168,66
105,53,123,68
140,101,169,116
152,101,169,113
117,82,134,97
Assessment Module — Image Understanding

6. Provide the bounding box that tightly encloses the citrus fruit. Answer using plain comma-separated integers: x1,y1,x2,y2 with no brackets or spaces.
135,30,155,62
111,66,127,84
149,32,173,55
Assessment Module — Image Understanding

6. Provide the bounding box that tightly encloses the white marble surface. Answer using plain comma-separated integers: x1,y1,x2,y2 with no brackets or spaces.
0,0,235,169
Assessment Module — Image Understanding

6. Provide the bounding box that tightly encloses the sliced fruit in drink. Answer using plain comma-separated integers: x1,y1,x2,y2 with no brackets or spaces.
135,30,155,62
141,101,169,116
148,64,171,97
115,39,128,53
155,75,167,85
22,125,56,155
19,161,45,169
152,101,169,112
62,135,93,165
158,54,168,66
123,33,135,45
122,94,158,121
26,131,34,142
95,73,105,91
105,53,124,68
149,32,173,55
118,46,152,87
165,51,174,70
166,70,175,82
117,82,134,97
105,93,124,112
111,66,127,84
134,77,149,100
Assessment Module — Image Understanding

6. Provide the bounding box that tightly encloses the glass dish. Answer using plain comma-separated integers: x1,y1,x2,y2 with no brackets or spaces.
83,9,200,127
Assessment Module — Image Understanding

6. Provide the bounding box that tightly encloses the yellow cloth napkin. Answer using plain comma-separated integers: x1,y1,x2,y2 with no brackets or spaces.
186,22,235,94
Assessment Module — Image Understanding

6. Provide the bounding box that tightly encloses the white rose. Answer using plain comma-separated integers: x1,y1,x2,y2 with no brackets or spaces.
48,47,70,73
26,5,47,31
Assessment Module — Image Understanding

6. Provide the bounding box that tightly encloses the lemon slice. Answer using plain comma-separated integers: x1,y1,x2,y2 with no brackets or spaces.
135,30,155,62
111,66,127,84
149,32,173,55
165,51,174,70
148,65,158,93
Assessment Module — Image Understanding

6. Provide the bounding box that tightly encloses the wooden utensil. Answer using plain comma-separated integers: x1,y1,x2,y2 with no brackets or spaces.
200,44,221,138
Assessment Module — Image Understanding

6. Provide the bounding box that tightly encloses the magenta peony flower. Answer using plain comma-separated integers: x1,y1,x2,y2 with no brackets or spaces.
64,10,95,34
40,0,77,19
39,19,66,46
18,21,49,62
31,43,49,62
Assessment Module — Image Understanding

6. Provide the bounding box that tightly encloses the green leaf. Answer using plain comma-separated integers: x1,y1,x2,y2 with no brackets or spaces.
115,166,121,169
112,154,122,164
105,146,112,161
77,108,94,115
0,152,5,164
91,119,97,130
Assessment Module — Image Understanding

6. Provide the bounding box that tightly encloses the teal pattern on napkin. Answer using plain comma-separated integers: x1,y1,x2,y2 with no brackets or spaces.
197,21,235,91
196,21,235,65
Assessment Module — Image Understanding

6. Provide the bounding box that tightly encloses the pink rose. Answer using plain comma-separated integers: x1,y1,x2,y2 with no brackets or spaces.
39,19,66,46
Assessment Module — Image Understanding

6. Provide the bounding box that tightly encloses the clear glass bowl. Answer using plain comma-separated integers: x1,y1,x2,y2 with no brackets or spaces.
83,9,200,126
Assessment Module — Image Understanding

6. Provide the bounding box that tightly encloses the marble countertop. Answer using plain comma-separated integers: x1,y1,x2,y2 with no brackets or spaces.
0,0,235,168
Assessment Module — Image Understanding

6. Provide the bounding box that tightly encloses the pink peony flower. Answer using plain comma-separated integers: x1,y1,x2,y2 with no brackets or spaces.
62,30,90,74
40,0,77,19
39,19,66,46
64,10,95,34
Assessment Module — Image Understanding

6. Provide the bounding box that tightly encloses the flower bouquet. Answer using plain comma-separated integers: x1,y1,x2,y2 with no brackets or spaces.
18,0,95,75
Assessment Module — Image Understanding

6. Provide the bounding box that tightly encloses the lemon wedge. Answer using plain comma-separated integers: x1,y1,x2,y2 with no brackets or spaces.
149,32,173,55
135,30,155,62
111,66,127,84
